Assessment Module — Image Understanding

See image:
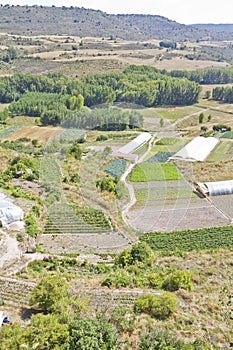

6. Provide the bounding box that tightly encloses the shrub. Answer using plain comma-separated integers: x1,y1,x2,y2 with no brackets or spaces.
134,292,178,319
162,270,193,292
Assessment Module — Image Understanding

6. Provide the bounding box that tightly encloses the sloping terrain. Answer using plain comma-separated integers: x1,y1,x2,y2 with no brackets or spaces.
0,5,232,41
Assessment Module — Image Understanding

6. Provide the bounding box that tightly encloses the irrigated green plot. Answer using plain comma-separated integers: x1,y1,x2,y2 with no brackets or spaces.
105,158,127,178
129,162,181,182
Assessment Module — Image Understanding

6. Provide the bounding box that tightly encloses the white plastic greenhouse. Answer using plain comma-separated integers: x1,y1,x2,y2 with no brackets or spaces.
0,193,24,228
170,136,218,162
112,132,152,162
196,180,233,196
116,132,152,154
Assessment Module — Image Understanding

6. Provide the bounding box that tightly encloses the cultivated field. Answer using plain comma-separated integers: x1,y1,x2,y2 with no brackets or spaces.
127,195,229,232
6,125,63,143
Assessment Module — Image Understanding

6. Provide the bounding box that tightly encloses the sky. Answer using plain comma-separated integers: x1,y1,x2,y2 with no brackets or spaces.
1,0,233,24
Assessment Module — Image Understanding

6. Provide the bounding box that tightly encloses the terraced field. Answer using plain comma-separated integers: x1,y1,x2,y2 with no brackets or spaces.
0,276,35,306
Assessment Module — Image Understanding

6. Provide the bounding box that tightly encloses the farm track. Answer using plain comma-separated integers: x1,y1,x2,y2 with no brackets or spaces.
121,134,156,227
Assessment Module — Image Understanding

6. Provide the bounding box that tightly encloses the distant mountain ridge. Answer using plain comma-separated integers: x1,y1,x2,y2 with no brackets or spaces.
0,5,232,41
192,23,233,33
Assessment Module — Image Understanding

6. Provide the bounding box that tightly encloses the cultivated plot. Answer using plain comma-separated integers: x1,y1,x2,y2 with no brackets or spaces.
127,195,229,232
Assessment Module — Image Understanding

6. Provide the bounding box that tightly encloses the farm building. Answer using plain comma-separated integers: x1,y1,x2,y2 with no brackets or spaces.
170,136,218,162
195,180,233,197
0,193,24,228
112,132,151,162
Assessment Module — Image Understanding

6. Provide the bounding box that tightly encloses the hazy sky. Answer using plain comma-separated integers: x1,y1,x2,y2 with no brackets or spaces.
2,0,233,24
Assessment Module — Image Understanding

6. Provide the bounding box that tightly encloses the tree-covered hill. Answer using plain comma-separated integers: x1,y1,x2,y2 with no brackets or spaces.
0,4,232,41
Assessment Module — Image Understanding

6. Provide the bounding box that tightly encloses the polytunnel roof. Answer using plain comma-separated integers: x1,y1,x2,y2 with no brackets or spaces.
117,132,152,154
204,180,233,196
0,193,24,227
170,136,218,162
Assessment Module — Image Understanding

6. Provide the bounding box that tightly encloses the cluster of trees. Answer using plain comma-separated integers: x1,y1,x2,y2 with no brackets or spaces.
170,67,233,84
9,92,84,126
212,86,233,103
62,108,143,130
101,242,193,290
3,66,233,129
0,67,201,123
0,155,39,182
159,40,177,49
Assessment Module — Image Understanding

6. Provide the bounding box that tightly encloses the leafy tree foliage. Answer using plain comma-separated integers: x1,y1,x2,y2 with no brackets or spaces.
140,331,214,349
26,313,70,350
0,66,201,129
170,68,233,84
96,175,119,194
66,316,120,350
212,86,233,103
67,141,82,160
29,275,71,313
159,40,177,49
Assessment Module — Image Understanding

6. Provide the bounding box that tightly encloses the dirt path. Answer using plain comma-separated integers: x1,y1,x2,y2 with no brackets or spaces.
121,134,156,226
0,229,21,270
0,229,45,275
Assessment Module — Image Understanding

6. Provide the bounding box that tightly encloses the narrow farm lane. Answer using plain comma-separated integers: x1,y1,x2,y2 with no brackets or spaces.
121,133,156,226
0,229,21,270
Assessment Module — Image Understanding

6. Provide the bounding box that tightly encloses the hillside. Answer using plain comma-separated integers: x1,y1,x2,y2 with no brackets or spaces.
192,23,233,33
0,4,232,41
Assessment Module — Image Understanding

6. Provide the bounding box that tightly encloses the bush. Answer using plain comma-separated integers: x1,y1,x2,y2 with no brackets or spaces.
162,270,193,292
134,292,178,319
140,330,213,349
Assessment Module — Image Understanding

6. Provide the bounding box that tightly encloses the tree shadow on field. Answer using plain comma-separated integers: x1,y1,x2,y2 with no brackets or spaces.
21,307,41,321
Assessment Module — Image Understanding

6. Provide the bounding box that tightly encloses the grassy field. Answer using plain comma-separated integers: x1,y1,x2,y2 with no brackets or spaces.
206,141,233,161
129,162,182,182
154,106,203,120
193,160,233,182
134,180,194,202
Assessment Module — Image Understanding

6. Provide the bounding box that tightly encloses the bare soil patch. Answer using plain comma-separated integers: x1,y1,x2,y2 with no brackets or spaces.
127,196,229,232
36,232,131,254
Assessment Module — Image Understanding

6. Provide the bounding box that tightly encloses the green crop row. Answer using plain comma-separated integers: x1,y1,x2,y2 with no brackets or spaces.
105,159,127,178
140,225,233,252
0,125,22,139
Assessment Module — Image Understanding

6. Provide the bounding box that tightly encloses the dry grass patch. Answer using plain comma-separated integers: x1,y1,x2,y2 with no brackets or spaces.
193,160,233,182
7,125,63,143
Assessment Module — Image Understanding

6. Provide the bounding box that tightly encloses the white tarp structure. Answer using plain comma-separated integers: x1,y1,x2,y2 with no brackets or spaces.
0,193,24,228
116,132,152,154
170,136,218,162
196,180,233,196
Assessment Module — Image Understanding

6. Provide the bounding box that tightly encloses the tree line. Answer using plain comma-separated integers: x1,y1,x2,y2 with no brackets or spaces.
170,67,233,84
0,66,200,108
9,91,143,128
212,86,233,103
